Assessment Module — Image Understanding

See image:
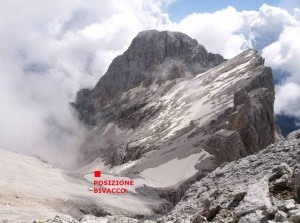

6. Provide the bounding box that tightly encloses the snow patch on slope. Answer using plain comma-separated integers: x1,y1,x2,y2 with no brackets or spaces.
137,151,210,188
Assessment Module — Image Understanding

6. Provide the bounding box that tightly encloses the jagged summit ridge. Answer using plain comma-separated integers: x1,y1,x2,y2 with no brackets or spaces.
74,30,224,124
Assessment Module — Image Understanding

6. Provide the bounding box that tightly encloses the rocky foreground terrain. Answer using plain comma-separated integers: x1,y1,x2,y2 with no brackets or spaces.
165,130,300,223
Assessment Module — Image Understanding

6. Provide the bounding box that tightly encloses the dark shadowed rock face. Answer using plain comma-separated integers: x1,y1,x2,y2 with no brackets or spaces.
74,30,224,124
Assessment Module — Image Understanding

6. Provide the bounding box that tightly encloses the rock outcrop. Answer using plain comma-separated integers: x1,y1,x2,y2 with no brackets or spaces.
164,130,300,223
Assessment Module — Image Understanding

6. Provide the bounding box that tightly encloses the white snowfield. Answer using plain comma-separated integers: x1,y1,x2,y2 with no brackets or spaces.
137,151,211,188
82,150,210,191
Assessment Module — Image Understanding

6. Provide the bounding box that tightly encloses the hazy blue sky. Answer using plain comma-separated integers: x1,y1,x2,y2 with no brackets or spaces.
167,0,300,21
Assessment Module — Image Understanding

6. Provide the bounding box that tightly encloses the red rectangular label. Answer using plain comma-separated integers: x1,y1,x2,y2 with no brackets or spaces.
94,170,101,177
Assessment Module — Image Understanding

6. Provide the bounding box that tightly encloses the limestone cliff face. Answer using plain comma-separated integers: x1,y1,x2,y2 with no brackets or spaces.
203,51,275,163
73,31,276,200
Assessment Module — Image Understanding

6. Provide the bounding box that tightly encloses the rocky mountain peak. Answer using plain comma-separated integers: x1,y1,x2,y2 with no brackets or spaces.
74,30,224,124
125,30,222,70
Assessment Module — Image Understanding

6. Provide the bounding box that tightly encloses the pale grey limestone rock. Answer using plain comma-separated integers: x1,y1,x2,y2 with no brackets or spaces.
165,131,300,222
288,209,300,223
274,211,287,222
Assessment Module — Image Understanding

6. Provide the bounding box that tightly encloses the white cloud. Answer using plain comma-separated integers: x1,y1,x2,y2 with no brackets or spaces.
275,82,300,117
165,6,250,58
249,4,297,49
260,9,300,118
263,26,300,82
